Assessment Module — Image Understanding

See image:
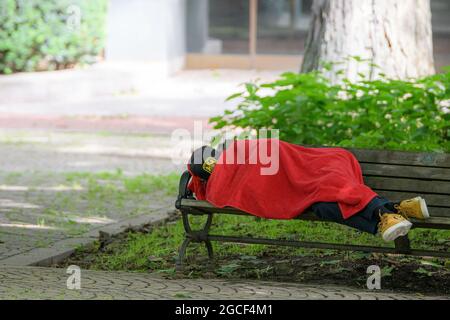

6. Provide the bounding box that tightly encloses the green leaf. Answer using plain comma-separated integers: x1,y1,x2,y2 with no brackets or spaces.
207,61,450,153
225,92,243,102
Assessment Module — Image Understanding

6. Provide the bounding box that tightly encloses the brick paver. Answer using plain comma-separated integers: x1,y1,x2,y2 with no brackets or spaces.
0,266,447,300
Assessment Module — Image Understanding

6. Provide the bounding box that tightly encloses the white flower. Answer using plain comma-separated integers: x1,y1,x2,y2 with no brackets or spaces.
337,90,350,100
439,100,450,113
402,93,413,100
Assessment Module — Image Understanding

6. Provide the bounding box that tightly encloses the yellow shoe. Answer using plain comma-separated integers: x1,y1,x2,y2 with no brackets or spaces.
394,197,429,220
378,213,412,242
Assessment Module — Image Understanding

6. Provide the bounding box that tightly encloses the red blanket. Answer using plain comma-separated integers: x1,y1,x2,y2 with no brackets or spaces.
188,139,378,220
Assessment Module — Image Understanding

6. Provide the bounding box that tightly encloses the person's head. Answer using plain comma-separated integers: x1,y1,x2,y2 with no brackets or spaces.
189,146,219,181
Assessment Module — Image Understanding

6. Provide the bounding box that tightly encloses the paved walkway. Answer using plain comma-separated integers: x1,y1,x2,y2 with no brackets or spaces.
0,266,447,300
0,129,181,265
0,66,280,118
0,129,185,173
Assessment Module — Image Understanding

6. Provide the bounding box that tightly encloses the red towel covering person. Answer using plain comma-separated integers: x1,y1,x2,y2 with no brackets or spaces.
188,139,378,220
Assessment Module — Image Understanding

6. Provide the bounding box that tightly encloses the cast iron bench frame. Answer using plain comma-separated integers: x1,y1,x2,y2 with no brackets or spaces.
175,148,450,267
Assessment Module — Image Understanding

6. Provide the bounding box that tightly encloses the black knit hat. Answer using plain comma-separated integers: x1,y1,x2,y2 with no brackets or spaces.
189,146,218,180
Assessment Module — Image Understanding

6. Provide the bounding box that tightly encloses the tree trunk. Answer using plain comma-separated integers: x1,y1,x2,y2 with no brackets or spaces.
301,0,435,83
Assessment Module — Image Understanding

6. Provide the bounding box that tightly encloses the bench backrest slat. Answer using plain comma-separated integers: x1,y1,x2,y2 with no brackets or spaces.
360,163,450,181
362,176,450,195
349,148,450,167
349,148,449,218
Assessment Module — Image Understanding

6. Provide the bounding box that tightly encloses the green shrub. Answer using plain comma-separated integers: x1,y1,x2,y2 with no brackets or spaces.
0,0,108,74
210,68,450,152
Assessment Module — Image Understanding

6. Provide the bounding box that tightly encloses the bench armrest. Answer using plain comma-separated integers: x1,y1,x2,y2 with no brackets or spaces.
175,170,193,209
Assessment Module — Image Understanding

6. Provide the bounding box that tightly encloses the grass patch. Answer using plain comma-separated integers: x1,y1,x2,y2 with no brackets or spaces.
61,213,450,294
67,213,449,271
0,170,178,236
65,170,179,196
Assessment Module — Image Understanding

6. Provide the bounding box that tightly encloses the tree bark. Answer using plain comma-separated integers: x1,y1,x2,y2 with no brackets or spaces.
301,0,435,83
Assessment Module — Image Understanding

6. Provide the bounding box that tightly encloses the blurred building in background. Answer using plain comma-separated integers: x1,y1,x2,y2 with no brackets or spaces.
105,0,450,75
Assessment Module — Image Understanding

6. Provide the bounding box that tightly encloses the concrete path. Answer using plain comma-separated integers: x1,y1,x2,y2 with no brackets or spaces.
0,129,181,265
0,266,446,300
0,65,280,118
0,129,185,173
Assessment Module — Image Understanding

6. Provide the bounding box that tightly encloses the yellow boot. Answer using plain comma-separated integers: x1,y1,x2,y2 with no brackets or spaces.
378,213,412,242
395,197,429,220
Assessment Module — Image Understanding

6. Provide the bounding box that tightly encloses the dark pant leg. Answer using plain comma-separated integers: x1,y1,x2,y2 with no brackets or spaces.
310,197,393,235
357,196,393,220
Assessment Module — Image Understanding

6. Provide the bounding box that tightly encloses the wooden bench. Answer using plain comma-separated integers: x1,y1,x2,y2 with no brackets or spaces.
175,148,450,266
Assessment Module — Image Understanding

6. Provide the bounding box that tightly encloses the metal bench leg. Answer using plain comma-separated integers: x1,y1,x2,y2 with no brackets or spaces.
394,235,411,254
205,239,214,259
176,211,214,269
202,214,214,261
176,237,192,271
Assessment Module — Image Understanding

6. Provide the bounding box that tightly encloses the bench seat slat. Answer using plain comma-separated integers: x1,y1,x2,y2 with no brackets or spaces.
181,193,450,217
180,199,450,228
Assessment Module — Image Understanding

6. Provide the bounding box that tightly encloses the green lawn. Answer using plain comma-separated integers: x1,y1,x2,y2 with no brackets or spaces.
73,202,449,273
0,170,179,236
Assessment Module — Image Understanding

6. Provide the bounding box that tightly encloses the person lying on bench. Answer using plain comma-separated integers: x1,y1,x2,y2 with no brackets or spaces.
187,139,430,242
